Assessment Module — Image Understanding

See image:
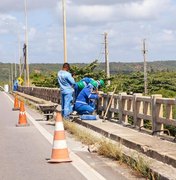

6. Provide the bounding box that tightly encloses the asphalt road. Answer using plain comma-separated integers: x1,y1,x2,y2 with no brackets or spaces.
0,91,139,180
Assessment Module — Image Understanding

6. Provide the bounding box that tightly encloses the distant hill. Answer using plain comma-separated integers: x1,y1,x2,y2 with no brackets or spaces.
30,60,176,74
107,60,176,74
0,60,176,83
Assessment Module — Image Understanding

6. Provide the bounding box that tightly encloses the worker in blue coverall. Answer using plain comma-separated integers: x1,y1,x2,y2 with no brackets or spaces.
74,80,101,115
74,78,104,99
58,63,75,119
74,77,94,100
13,79,19,91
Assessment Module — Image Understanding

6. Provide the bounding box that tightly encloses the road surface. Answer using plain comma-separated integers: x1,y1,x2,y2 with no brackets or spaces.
0,91,140,180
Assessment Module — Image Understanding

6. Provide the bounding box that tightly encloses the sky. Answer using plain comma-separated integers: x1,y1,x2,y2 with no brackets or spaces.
0,0,176,64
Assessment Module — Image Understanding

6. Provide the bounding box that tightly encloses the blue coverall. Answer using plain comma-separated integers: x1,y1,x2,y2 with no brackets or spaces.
13,80,19,91
74,84,99,115
58,70,75,118
74,77,94,99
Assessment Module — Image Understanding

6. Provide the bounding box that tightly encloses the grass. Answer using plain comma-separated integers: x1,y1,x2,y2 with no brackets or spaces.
64,120,99,145
63,120,157,179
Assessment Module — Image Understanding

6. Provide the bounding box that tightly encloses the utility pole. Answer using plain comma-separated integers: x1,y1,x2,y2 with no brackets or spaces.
19,57,22,77
104,32,110,85
11,63,13,91
24,0,30,86
62,0,67,63
18,29,22,77
14,62,17,78
142,39,148,95
8,68,11,91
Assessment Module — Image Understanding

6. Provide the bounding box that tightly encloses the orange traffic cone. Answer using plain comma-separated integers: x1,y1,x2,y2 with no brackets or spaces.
48,112,72,163
12,95,20,111
16,101,29,127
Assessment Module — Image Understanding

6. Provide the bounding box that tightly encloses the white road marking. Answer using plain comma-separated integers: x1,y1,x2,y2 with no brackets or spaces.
4,92,106,180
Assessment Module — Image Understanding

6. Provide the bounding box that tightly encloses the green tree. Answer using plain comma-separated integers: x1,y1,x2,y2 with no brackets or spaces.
70,60,107,82
30,60,107,88
30,72,58,87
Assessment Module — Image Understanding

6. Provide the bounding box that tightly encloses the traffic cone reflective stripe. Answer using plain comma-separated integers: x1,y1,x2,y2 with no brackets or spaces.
12,95,20,111
20,101,25,112
16,101,29,127
19,111,27,124
48,112,71,163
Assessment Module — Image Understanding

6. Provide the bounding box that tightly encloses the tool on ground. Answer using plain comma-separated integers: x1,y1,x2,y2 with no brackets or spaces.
80,114,99,120
102,86,117,122
48,112,72,163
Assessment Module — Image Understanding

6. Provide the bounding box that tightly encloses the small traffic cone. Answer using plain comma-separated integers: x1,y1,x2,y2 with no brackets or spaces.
48,112,72,163
12,95,20,111
16,101,29,127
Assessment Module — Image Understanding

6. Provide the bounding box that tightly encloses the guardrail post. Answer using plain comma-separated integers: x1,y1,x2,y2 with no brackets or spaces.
97,93,108,118
133,93,143,127
118,92,127,124
97,91,104,117
152,94,163,134
112,94,118,120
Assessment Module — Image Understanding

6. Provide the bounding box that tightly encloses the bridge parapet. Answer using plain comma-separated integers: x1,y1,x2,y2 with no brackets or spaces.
18,86,176,137
18,86,61,104
98,92,176,137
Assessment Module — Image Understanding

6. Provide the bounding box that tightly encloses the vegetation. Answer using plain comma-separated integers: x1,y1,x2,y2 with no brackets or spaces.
30,72,58,87
30,60,108,88
1,60,176,88
109,71,176,98
64,120,156,179
1,60,176,97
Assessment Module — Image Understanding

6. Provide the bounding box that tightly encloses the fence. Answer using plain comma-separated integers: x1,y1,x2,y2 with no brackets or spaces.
18,86,61,104
18,86,176,136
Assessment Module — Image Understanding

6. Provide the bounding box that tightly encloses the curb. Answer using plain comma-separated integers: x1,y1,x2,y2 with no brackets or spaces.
73,118,176,180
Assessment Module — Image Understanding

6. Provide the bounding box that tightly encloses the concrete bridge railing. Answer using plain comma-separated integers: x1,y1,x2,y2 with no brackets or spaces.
98,92,176,136
18,86,176,137
18,86,61,104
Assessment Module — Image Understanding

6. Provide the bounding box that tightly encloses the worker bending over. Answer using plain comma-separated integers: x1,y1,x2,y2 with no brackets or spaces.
74,80,101,115
74,77,94,100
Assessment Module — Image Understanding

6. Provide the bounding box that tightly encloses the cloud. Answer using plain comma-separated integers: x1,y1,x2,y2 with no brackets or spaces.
120,0,171,20
0,0,56,13
65,0,172,28
70,0,141,6
0,0,176,63
67,5,114,26
0,14,19,34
